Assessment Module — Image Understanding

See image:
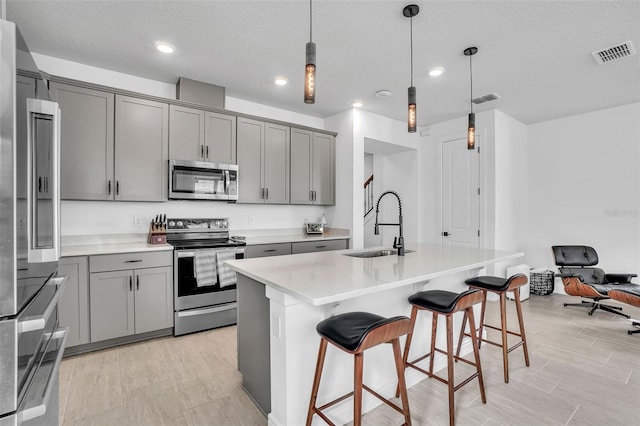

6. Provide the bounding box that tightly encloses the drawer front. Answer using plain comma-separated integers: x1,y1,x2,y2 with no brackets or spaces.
245,243,292,258
291,239,348,254
89,251,173,273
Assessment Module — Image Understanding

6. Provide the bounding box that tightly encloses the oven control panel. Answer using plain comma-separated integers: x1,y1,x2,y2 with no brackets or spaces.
166,218,229,231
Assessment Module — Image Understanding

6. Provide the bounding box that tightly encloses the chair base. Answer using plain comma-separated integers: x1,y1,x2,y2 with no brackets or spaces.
628,319,640,335
564,299,630,318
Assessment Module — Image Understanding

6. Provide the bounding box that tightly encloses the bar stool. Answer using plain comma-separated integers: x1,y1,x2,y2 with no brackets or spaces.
306,311,413,426
456,274,530,383
400,289,486,426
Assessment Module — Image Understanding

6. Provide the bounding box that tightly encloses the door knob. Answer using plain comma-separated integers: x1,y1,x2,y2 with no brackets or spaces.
442,231,450,237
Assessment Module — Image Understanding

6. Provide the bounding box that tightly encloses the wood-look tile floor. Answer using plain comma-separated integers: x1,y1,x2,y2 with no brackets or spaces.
60,294,640,425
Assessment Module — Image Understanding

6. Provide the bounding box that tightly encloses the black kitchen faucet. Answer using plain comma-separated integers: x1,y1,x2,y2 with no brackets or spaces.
374,190,404,256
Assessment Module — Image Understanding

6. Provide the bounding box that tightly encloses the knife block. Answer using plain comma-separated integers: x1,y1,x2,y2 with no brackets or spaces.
148,222,167,244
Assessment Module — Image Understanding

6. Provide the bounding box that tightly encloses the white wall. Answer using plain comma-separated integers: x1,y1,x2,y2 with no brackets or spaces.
34,53,329,236
525,103,640,285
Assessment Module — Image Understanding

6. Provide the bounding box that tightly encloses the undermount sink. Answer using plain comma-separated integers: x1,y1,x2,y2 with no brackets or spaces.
344,249,415,258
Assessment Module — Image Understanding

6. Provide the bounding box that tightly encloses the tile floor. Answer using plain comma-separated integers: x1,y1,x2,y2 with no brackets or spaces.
59,293,640,425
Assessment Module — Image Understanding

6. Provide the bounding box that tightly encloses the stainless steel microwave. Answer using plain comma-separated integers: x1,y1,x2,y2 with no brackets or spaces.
169,159,238,201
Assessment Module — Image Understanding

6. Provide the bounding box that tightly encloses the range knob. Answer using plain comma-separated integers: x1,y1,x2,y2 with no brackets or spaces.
177,221,183,227
168,221,175,227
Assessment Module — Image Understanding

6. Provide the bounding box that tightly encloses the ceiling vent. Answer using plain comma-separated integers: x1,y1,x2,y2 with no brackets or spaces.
472,93,500,105
592,41,636,65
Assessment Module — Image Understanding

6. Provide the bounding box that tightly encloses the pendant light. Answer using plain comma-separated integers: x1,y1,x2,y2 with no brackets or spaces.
304,0,316,104
403,4,419,133
464,46,478,150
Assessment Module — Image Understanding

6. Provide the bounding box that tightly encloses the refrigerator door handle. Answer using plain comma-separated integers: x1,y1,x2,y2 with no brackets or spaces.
26,98,61,263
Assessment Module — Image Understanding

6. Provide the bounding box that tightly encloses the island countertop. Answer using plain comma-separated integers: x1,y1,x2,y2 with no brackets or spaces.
226,243,523,306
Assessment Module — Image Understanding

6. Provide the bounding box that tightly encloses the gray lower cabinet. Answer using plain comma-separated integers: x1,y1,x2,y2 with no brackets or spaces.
49,82,115,200
169,105,237,164
89,251,173,342
237,118,290,204
290,129,335,205
245,243,292,258
57,257,90,347
114,95,169,201
291,239,348,254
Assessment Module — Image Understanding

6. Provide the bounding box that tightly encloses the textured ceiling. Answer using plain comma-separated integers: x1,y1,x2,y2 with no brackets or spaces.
7,0,640,127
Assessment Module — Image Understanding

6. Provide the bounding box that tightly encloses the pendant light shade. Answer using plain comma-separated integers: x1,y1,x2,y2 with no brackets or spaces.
464,46,478,150
304,0,316,104
404,4,419,133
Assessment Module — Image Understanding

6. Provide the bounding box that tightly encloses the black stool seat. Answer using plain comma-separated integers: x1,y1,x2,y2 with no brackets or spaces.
409,289,480,313
316,312,408,352
465,276,512,291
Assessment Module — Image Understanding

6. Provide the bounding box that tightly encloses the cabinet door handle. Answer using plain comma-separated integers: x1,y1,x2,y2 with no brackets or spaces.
129,276,132,291
116,181,120,195
200,145,204,159
38,177,43,193
316,245,327,249
309,190,313,201
125,259,143,263
108,180,111,195
264,249,277,253
205,146,209,159
136,275,140,290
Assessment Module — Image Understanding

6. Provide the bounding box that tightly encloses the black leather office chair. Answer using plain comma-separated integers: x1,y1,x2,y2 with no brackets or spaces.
551,245,638,317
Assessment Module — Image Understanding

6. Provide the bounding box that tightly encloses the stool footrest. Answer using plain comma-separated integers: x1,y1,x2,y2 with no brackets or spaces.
484,323,525,338
460,329,525,353
362,384,406,415
314,384,406,423
406,360,481,391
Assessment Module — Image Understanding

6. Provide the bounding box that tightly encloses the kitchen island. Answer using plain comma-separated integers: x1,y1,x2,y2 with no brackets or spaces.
226,244,523,426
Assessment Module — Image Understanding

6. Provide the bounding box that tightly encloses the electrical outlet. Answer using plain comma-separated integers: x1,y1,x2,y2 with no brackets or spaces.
248,215,254,225
133,216,145,227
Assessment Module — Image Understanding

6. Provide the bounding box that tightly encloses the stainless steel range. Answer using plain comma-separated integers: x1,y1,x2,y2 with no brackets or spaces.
166,218,245,336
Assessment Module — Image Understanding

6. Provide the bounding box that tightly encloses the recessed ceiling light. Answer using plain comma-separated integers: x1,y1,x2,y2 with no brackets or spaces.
352,101,363,108
155,42,174,54
429,67,445,77
375,90,392,98
274,77,288,86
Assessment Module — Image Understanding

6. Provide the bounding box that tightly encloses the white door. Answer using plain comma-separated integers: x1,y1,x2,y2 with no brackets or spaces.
441,136,480,248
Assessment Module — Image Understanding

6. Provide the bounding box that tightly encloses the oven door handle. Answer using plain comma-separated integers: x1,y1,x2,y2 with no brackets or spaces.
177,303,237,318
177,251,196,258
17,327,68,423
18,276,67,333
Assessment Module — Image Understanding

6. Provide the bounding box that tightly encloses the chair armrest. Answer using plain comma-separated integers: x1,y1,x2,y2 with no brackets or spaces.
605,273,637,284
555,272,583,281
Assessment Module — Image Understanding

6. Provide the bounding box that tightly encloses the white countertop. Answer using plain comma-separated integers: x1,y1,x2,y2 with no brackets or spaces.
60,228,350,257
235,228,350,245
61,234,172,257
226,243,524,306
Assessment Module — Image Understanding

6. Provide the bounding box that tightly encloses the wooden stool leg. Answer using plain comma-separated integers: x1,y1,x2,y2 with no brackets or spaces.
446,315,455,426
306,339,328,426
392,338,412,426
466,307,486,404
478,290,488,349
396,307,418,398
354,352,364,426
428,313,438,375
454,310,468,359
514,288,530,367
499,292,509,383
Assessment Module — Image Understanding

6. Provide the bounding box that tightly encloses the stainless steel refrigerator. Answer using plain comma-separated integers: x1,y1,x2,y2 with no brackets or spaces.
0,19,68,426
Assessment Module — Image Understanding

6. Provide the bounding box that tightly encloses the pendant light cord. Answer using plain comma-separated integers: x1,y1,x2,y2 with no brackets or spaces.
469,54,473,114
309,0,313,42
410,16,414,86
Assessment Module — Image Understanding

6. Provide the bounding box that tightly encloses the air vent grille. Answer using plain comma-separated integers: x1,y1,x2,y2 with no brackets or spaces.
592,41,636,64
472,93,500,105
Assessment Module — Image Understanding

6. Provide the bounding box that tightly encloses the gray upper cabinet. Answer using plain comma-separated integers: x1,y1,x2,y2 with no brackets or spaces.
114,95,169,201
169,105,236,164
205,111,236,164
290,129,335,205
237,118,290,204
169,105,204,161
50,82,115,200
